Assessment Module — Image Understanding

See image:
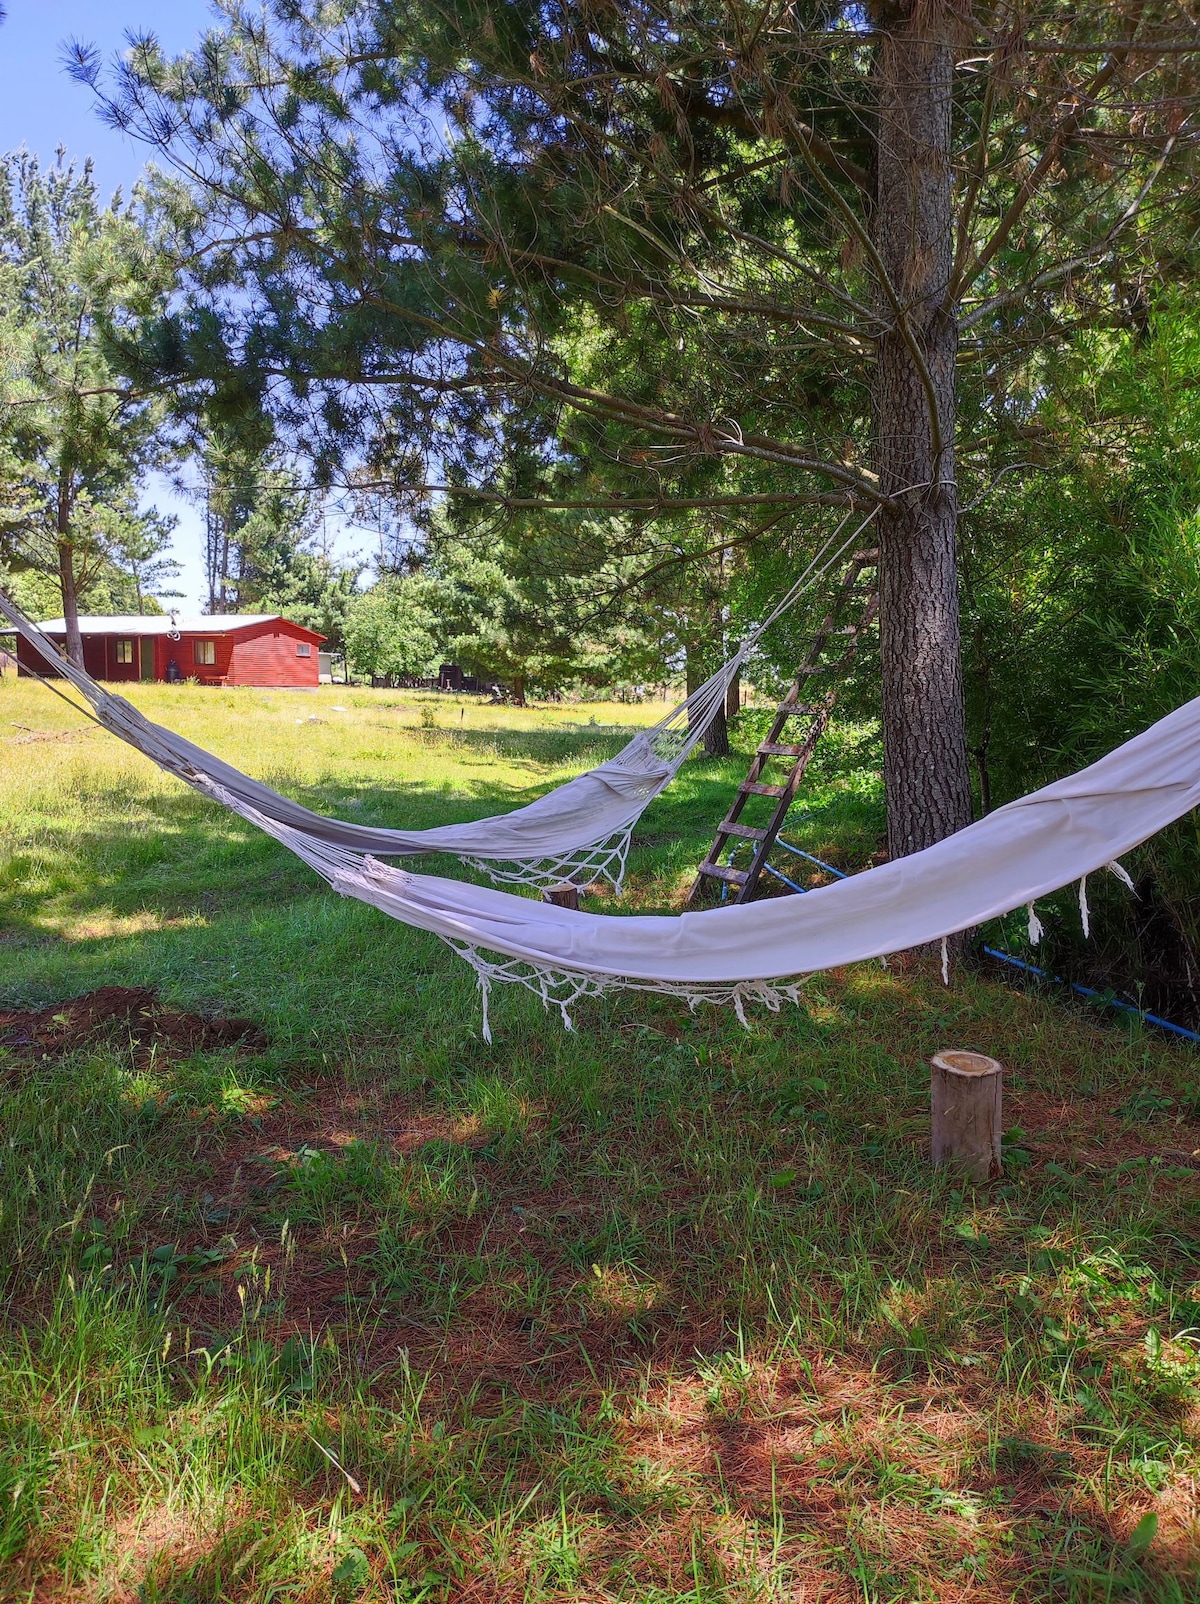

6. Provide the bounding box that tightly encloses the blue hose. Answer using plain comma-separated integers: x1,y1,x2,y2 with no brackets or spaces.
981,946,1199,1044
723,837,1195,1042
774,838,849,880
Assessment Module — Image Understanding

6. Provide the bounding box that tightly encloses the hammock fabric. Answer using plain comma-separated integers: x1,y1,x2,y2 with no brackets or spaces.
0,515,873,892
208,688,1193,1035
3,603,674,887
6,583,1199,1035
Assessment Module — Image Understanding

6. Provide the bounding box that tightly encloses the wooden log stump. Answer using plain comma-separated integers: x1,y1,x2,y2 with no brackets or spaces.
543,884,580,910
931,1050,1002,1182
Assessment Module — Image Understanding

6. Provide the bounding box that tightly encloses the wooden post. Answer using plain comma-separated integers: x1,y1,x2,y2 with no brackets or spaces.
931,1050,1002,1182
543,884,579,910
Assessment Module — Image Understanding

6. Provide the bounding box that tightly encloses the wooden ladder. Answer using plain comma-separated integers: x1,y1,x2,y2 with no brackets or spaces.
688,549,879,905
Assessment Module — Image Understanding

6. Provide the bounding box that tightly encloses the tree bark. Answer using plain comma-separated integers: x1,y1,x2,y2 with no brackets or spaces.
686,641,729,757
704,698,729,757
543,884,580,909
871,2,973,859
725,666,741,724
930,1049,1003,1182
56,474,84,670
57,541,84,668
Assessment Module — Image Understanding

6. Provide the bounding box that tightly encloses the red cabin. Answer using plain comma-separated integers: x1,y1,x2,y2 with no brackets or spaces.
14,614,326,688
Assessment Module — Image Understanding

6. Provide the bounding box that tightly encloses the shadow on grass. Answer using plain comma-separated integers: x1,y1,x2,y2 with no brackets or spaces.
6,713,1195,1597
3,942,1200,1598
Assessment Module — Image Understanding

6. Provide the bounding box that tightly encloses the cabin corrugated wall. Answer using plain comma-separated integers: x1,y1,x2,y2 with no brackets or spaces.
16,621,323,686
226,625,322,687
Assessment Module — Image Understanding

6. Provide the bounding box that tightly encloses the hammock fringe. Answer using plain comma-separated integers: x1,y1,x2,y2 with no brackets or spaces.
1,528,1191,1043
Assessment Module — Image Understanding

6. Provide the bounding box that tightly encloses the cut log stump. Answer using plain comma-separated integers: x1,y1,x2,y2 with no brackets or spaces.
543,884,580,910
931,1049,1003,1183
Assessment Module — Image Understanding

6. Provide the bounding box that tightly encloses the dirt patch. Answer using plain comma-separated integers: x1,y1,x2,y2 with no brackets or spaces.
85,1073,730,1401
0,986,268,1063
1006,1085,1200,1178
6,722,98,745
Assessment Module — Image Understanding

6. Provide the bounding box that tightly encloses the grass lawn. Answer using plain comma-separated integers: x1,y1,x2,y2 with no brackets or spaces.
2,677,1199,1602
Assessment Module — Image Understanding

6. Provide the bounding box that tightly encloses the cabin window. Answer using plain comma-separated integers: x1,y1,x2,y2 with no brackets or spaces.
114,639,134,665
296,642,311,657
194,639,216,667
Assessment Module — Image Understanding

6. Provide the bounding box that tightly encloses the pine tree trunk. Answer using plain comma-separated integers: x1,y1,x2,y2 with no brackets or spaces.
56,471,84,670
686,641,729,757
725,667,741,724
704,699,729,758
871,2,972,859
57,540,84,668
685,644,702,703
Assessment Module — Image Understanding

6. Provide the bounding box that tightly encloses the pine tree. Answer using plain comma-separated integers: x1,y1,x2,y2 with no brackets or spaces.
0,151,177,661
84,2,1200,850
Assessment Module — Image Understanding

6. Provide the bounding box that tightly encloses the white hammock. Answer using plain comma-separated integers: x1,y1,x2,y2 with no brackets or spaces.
8,548,1198,1035
194,690,1194,1038
0,511,876,891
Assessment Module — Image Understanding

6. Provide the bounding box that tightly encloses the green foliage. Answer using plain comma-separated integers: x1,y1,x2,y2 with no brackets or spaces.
96,0,1197,502
198,439,359,645
966,302,1200,793
0,150,179,635
343,575,440,681
0,557,166,621
962,298,1200,1003
429,545,584,699
249,547,358,651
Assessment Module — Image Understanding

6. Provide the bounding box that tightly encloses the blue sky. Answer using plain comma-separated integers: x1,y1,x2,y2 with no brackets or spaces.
0,1,365,607
0,1,215,191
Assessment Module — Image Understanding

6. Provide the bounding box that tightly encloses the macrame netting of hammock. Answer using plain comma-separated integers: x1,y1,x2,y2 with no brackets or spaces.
460,833,636,893
5,567,1200,1037
0,508,878,891
192,777,816,1041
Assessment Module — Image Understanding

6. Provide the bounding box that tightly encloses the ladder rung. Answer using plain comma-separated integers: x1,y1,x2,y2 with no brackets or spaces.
852,549,879,563
741,781,788,797
758,742,806,757
698,861,749,884
719,820,767,840
775,703,818,716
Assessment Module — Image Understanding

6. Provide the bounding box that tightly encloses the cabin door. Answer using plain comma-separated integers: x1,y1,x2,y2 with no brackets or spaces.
140,639,156,680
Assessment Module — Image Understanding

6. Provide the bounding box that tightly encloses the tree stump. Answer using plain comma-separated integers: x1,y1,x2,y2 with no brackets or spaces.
930,1050,1002,1182
543,884,580,910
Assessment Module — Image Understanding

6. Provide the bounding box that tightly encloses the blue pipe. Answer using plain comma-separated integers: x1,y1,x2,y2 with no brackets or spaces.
761,860,810,896
721,831,1195,1043
982,946,1200,1044
724,835,846,897
721,840,812,898
775,838,849,879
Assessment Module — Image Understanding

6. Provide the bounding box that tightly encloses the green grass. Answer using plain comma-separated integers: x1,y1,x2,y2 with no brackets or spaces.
2,678,1199,1601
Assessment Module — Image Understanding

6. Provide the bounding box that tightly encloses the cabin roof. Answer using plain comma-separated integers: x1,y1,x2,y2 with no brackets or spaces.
28,614,321,638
